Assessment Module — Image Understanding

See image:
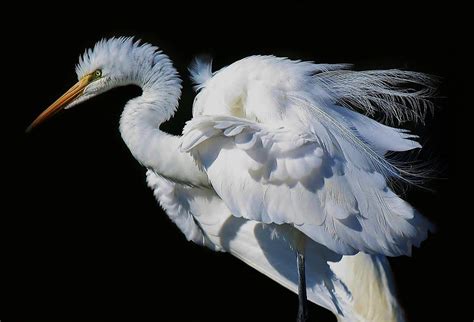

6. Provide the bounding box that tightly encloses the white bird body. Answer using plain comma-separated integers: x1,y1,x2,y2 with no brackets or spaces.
29,38,434,322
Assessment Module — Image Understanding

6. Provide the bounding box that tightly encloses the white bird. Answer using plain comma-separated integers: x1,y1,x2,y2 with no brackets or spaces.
28,37,435,322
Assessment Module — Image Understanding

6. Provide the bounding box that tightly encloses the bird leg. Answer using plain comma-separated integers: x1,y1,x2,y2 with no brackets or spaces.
297,247,308,322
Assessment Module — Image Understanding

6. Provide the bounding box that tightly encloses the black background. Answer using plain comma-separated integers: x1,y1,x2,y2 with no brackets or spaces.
5,3,460,322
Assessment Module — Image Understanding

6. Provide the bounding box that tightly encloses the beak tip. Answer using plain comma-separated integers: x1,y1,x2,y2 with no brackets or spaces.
25,124,34,134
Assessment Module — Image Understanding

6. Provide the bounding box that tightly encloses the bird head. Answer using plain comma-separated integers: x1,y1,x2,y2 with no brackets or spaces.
26,37,160,132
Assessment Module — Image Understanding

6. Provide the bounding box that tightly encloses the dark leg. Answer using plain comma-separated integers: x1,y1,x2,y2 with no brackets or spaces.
297,249,308,322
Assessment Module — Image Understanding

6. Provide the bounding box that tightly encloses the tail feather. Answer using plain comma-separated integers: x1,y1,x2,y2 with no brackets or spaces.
330,253,405,322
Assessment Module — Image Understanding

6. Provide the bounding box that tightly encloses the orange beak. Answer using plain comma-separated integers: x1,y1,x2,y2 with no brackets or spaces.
26,74,94,132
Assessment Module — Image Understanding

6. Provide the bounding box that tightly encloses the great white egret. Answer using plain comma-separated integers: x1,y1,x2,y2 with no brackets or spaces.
27,37,434,322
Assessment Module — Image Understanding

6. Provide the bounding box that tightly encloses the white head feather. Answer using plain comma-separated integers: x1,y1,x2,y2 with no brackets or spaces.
67,37,181,109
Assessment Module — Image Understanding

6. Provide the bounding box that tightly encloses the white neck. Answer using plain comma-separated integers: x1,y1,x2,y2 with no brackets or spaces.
119,54,208,186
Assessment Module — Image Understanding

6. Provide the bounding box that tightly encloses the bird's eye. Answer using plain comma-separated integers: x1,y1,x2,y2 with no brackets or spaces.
93,69,102,79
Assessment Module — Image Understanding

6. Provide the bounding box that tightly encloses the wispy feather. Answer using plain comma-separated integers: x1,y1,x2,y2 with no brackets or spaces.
188,55,213,91
315,69,439,124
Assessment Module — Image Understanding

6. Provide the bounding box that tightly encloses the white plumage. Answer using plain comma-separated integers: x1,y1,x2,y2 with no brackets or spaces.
29,38,434,322
182,56,433,256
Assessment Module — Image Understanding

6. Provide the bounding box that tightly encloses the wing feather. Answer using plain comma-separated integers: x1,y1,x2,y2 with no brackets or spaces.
181,114,432,256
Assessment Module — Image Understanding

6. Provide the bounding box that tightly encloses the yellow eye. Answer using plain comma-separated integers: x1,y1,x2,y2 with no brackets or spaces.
94,69,102,78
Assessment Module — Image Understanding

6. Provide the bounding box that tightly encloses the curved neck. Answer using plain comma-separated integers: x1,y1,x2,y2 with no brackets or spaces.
119,56,208,186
